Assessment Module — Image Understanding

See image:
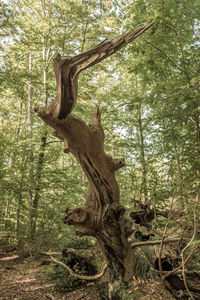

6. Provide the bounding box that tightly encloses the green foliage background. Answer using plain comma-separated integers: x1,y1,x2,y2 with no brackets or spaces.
0,0,199,250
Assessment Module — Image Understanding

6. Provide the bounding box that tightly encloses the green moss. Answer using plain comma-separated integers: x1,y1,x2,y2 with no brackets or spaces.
45,258,86,292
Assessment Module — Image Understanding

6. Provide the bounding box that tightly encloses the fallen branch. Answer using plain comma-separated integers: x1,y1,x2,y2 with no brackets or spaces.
131,238,180,248
50,255,108,281
42,248,94,257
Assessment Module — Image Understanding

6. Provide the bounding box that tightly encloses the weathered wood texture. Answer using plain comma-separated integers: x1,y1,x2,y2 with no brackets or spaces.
35,22,155,298
44,21,155,120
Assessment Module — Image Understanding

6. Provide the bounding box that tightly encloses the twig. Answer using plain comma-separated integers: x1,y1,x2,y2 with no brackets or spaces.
80,22,88,53
158,218,170,280
180,209,198,300
164,224,181,238
50,255,108,281
158,197,176,281
163,245,199,281
77,292,90,300
46,141,61,145
157,196,178,296
42,248,94,256
145,40,185,72
179,227,186,248
162,270,200,276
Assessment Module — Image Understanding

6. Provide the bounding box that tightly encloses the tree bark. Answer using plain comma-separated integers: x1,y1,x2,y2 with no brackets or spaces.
36,104,132,297
35,22,156,299
136,101,148,204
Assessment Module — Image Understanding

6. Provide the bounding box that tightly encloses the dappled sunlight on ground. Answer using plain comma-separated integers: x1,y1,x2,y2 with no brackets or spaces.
0,248,100,300
15,277,37,284
0,255,19,261
24,283,54,291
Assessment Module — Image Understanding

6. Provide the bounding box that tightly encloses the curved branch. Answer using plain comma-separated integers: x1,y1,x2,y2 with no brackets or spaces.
47,21,155,120
50,255,108,281
163,245,199,280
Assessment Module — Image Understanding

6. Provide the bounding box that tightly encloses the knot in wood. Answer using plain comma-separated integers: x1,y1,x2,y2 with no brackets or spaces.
54,53,61,62
106,156,125,172
62,207,88,225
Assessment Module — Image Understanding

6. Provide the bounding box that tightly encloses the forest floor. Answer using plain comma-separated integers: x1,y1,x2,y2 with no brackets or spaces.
0,247,100,300
0,242,177,300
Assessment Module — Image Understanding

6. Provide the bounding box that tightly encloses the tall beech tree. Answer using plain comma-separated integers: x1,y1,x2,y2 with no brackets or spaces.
34,22,157,299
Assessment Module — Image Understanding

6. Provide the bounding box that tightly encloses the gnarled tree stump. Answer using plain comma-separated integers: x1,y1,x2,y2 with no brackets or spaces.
35,22,155,299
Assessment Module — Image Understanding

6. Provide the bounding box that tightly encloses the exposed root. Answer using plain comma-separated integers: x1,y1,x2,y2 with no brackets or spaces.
50,255,108,281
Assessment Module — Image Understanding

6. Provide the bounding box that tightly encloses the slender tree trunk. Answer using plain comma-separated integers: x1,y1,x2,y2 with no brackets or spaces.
4,198,11,230
178,38,200,148
136,101,148,204
193,108,200,154
29,39,49,240
27,51,35,239
16,156,27,242
172,137,188,205
169,115,188,206
30,131,47,239
5,98,23,230
16,194,22,240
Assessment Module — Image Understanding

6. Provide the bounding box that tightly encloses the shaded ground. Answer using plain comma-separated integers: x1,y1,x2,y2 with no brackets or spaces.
0,249,100,300
0,247,176,300
2,239,196,300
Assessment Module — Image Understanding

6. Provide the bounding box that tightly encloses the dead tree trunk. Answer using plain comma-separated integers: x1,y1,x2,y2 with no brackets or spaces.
35,22,155,299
